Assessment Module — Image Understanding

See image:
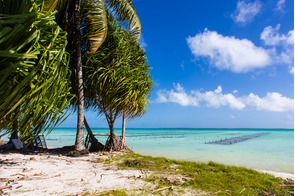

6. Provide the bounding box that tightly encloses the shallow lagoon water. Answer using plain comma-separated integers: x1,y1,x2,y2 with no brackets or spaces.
41,128,294,174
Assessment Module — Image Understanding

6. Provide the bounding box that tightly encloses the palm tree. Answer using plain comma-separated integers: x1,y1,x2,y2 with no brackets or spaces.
0,0,71,143
118,31,152,149
46,0,141,152
84,16,152,151
120,68,152,149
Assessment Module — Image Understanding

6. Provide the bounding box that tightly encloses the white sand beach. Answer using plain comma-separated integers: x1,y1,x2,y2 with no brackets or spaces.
258,170,294,180
0,151,293,195
0,152,146,195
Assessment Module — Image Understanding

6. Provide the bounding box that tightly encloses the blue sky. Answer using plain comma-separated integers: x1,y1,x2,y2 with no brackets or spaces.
62,0,294,128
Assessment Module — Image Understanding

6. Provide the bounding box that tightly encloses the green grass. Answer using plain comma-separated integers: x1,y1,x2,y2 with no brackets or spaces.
114,152,293,196
81,189,129,196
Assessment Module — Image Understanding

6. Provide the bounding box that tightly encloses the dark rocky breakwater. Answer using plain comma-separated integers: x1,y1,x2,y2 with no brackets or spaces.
205,132,270,145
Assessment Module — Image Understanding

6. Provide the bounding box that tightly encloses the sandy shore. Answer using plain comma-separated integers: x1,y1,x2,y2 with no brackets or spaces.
0,152,146,195
258,170,294,180
0,152,293,195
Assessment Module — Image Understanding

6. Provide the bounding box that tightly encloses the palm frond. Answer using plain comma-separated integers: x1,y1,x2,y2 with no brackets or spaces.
81,0,108,53
43,0,60,12
105,0,141,39
0,0,72,141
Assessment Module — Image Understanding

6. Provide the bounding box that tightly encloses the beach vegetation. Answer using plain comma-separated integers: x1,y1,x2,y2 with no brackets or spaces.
113,153,293,195
83,15,152,152
0,0,72,143
0,0,143,152
43,0,142,152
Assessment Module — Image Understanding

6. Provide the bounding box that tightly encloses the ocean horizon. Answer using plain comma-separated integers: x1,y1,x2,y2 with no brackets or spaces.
41,128,294,174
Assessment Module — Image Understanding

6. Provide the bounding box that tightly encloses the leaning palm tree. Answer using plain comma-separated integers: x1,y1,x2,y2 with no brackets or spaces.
0,0,71,143
84,16,152,151
45,0,141,152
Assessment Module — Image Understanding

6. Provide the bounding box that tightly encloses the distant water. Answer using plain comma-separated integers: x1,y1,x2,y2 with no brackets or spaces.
9,128,295,174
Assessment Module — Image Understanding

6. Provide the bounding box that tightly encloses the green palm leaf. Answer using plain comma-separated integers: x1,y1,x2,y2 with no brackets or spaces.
0,0,72,142
105,0,141,39
81,0,108,53
43,0,60,11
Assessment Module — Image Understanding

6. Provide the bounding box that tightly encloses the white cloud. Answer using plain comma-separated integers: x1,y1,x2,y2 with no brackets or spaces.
260,24,293,46
187,26,294,74
245,92,294,112
191,86,246,110
156,83,199,107
187,29,271,73
232,0,262,24
260,24,294,72
275,0,285,12
155,84,294,112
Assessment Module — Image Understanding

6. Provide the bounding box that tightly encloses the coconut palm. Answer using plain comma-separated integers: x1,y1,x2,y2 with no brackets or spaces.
0,0,71,143
44,0,141,152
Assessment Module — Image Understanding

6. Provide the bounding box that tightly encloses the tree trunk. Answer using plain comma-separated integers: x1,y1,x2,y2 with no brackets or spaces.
73,0,86,151
9,119,18,142
104,120,120,151
121,112,127,148
84,116,104,152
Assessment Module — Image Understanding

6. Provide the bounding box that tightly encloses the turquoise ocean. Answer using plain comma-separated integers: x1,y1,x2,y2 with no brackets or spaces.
43,128,294,174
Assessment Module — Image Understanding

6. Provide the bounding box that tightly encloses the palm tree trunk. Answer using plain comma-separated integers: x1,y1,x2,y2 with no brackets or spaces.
73,0,86,151
9,119,18,142
105,117,120,151
121,112,126,147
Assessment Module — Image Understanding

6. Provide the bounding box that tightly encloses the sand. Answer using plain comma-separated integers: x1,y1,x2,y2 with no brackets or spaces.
0,152,293,195
258,170,294,180
0,152,146,195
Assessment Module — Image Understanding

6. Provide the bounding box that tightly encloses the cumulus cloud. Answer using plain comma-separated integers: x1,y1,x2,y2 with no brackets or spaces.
191,86,246,110
156,83,199,107
187,26,294,74
155,84,294,112
260,24,294,72
187,29,271,73
232,0,262,24
261,24,293,46
245,92,294,112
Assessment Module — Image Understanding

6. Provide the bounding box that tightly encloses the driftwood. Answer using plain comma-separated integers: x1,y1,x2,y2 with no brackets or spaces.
0,185,12,191
152,186,173,193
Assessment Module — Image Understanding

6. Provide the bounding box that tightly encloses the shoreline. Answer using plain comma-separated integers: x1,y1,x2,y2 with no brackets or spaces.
0,151,293,195
2,129,293,176
258,169,294,180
